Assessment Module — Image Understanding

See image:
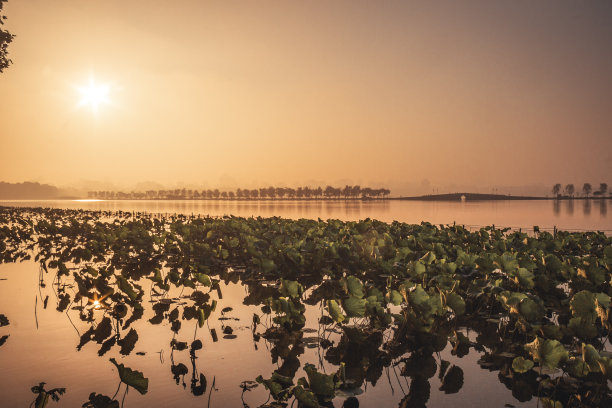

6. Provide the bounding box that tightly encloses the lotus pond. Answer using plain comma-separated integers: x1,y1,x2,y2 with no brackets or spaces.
0,207,611,407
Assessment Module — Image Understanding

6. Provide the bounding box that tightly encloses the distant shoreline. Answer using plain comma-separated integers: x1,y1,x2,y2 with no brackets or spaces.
2,192,611,202
393,193,612,201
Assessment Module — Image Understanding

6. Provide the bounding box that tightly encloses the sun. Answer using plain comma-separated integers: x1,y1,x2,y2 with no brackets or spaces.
77,77,111,112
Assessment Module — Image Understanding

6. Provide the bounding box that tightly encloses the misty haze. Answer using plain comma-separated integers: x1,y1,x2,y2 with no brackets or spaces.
1,1,611,408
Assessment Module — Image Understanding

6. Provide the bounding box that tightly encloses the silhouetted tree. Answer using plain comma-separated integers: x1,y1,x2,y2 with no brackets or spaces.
564,184,575,198
0,0,14,73
600,183,608,196
552,184,561,197
582,183,592,198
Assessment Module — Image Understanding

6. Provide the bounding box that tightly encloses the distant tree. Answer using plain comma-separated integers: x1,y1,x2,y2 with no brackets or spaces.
600,183,608,196
0,0,14,73
582,183,592,198
267,186,276,199
552,184,561,197
564,184,575,198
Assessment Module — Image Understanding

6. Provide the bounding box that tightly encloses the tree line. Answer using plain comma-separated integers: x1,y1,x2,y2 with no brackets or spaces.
552,182,608,198
87,185,391,200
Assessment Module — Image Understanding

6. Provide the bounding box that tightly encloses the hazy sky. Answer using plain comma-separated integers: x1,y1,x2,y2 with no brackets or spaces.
0,0,610,194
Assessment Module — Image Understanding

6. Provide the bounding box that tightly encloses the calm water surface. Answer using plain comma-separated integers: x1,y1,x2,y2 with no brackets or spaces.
0,260,535,408
1,198,611,231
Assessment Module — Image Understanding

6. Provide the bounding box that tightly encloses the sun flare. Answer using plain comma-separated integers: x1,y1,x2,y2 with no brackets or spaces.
77,78,111,112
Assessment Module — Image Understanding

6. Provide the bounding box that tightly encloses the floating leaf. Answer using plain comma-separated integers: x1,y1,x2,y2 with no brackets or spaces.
293,385,319,408
327,300,345,323
446,293,465,316
525,337,567,370
81,393,119,408
109,358,148,394
304,363,336,401
343,296,367,318
345,276,364,298
511,357,534,373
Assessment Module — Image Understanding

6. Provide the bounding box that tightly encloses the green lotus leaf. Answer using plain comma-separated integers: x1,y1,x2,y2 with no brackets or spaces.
304,363,336,401
581,343,601,372
566,357,589,378
260,259,276,274
345,276,364,298
409,260,426,277
443,262,457,274
568,317,598,339
512,357,534,373
544,254,563,274
368,287,384,302
525,337,568,370
256,376,285,400
518,298,542,322
570,291,597,321
540,325,563,341
327,300,345,323
409,285,430,309
514,268,535,289
109,358,148,395
293,385,319,408
195,273,211,286
595,292,611,309
446,292,465,316
343,296,367,318
387,290,403,306
500,291,527,309
597,357,612,381
456,250,477,268
420,251,436,265
498,253,519,273
541,398,563,408
280,279,302,298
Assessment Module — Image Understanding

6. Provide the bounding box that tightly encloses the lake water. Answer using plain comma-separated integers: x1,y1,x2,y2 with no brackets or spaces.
1,198,611,232
0,260,537,408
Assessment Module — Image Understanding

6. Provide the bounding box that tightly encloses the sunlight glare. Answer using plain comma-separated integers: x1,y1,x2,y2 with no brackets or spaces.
77,77,111,113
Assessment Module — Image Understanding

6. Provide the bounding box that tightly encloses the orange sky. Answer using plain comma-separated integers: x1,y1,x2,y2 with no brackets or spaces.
0,1,610,195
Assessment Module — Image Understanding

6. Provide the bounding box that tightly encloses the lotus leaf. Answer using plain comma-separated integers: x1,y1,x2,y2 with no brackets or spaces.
109,358,148,395
512,357,534,373
293,385,319,408
581,343,601,372
345,276,364,298
343,296,367,318
304,363,337,401
280,279,302,298
445,292,465,316
524,337,567,370
327,300,345,323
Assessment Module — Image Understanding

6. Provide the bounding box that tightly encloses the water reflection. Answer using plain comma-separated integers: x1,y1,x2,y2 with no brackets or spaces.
1,198,610,231
583,199,591,216
553,200,560,216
